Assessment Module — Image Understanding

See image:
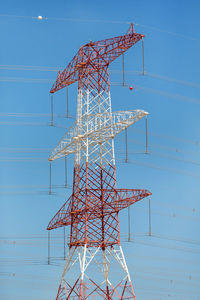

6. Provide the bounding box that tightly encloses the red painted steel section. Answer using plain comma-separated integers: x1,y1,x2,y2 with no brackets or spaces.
50,23,144,95
55,275,137,300
47,163,151,248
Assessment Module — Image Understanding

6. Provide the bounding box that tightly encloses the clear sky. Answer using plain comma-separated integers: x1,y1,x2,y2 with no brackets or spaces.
0,0,200,299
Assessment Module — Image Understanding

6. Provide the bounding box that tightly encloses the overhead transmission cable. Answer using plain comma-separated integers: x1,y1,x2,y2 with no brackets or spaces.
0,14,200,42
119,158,200,179
1,155,200,179
1,235,200,255
1,75,200,105
1,65,200,90
1,149,200,168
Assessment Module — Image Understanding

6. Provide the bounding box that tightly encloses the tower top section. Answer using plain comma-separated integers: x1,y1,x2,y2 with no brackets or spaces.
50,23,144,94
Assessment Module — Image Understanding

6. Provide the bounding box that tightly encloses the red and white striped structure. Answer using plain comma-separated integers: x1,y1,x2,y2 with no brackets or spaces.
47,23,151,299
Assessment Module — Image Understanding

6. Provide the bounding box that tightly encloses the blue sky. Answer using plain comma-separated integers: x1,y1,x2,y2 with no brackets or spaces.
0,0,200,299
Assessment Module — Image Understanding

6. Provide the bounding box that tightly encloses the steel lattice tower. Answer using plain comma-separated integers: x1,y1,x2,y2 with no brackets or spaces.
47,23,151,299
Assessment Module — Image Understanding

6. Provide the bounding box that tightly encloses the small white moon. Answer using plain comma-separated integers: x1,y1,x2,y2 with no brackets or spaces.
38,16,43,20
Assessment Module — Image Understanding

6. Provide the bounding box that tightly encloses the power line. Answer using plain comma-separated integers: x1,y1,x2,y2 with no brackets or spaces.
0,184,69,188
127,138,200,158
0,64,59,72
1,234,200,254
1,232,200,247
152,233,200,247
112,70,200,89
0,76,52,83
134,84,200,105
0,112,73,118
134,22,200,42
150,150,200,167
0,122,50,126
0,153,200,179
127,239,200,254
117,148,200,167
0,14,200,42
1,142,199,164
0,114,199,147
0,157,47,162
0,121,74,126
2,76,200,107
129,205,200,222
153,199,200,215
146,71,200,89
2,64,200,90
0,147,50,153
119,158,200,179
0,181,199,216
1,150,200,169
128,127,200,146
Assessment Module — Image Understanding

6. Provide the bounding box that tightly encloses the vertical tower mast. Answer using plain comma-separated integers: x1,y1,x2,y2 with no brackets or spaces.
47,23,151,299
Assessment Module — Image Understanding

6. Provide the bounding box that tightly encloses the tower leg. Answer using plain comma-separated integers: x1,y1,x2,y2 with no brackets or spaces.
110,245,136,300
55,245,136,300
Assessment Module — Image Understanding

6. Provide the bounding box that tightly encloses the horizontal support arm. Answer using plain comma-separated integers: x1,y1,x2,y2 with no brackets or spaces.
47,189,151,231
50,23,144,94
49,110,148,161
47,195,73,230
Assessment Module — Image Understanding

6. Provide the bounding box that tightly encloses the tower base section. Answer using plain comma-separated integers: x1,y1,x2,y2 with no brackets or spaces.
56,245,136,299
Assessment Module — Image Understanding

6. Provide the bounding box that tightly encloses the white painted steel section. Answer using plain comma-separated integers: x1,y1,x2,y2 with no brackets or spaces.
58,245,134,297
49,90,148,165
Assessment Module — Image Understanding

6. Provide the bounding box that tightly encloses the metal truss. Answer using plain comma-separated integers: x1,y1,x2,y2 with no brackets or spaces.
55,245,136,300
49,90,148,162
49,91,148,163
50,24,144,94
47,23,151,299
47,187,151,232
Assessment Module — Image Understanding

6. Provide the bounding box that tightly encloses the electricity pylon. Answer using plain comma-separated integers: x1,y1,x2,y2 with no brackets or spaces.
47,23,151,299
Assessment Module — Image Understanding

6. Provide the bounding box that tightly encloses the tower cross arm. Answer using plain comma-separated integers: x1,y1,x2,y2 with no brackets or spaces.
49,110,149,162
48,122,78,161
88,110,148,142
50,23,144,94
50,51,80,94
47,188,151,231
47,195,73,230
100,188,151,214
114,189,152,211
88,27,144,67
